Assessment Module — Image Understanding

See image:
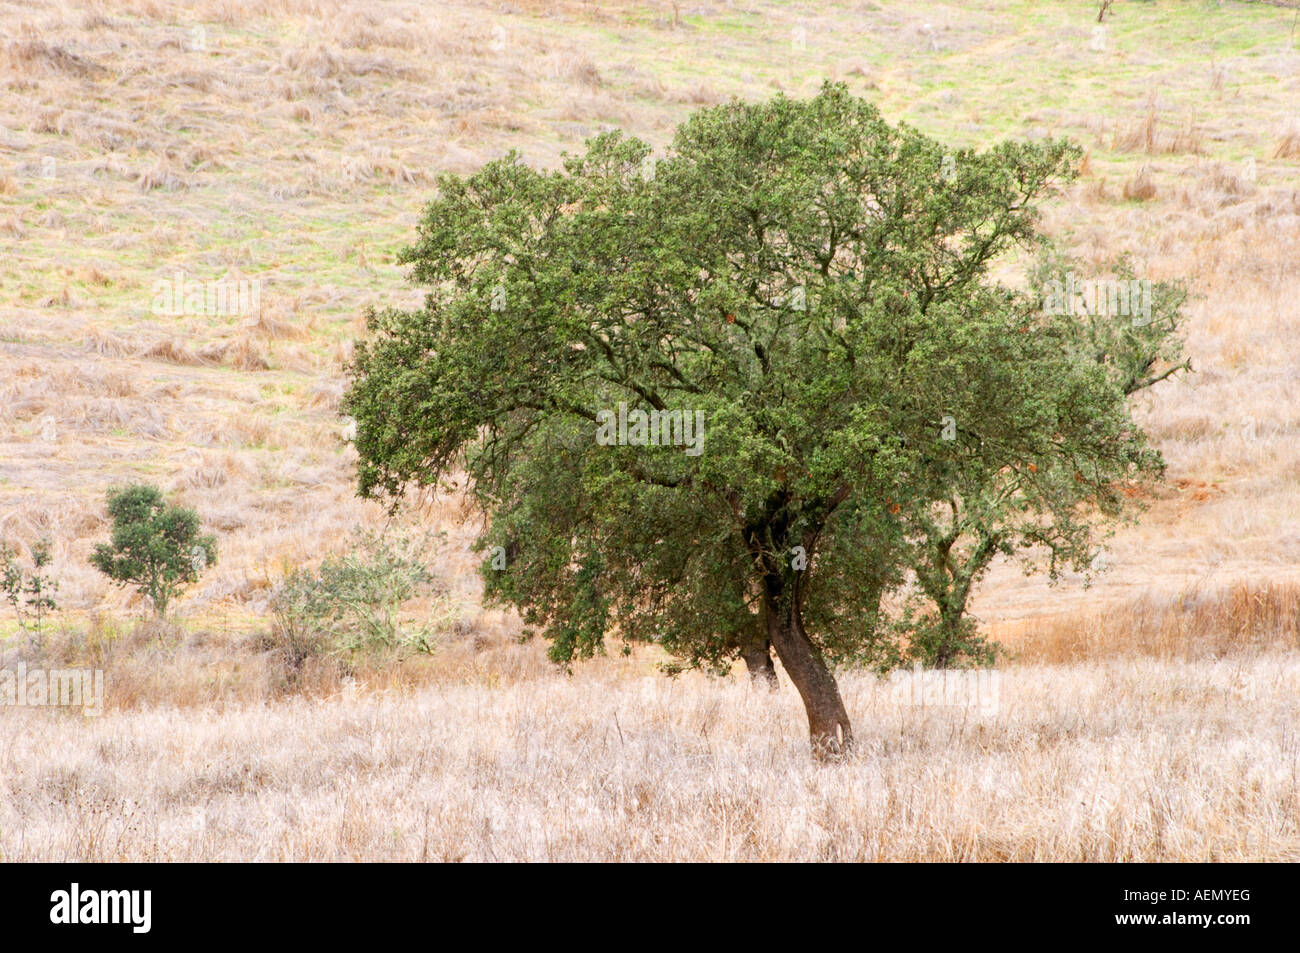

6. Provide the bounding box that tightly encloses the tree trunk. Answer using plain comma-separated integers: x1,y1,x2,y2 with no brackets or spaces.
739,631,778,690
762,591,853,761
933,605,962,669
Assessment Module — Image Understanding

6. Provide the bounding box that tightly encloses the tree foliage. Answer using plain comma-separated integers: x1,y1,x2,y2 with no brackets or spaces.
0,538,58,649
346,83,1179,756
89,484,217,618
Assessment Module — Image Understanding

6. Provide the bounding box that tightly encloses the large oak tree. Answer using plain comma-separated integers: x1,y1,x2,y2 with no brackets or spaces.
346,84,1167,758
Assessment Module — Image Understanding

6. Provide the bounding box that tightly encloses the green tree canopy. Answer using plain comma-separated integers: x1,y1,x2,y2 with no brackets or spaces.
90,484,217,618
346,83,1171,758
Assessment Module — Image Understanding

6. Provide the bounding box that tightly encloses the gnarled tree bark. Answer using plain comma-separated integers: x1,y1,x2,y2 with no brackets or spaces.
761,584,852,761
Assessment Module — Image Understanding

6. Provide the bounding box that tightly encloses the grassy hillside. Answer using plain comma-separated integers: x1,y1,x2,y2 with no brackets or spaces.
1,0,1299,860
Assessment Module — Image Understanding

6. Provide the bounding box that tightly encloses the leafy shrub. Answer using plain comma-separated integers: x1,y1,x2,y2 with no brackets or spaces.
270,528,446,665
900,609,1000,670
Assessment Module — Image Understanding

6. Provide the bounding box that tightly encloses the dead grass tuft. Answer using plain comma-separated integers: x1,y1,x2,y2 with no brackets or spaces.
1273,127,1300,160
670,80,723,105
2,39,107,78
1121,165,1157,201
244,306,311,340
1113,109,1204,156
82,326,137,358
199,336,272,371
1197,162,1253,202
136,160,188,193
172,452,254,490
141,339,204,366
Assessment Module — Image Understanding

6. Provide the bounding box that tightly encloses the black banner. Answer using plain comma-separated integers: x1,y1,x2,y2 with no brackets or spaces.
0,862,1275,941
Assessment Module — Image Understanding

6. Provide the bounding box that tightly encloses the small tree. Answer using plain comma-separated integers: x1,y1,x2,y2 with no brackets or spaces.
895,248,1189,669
90,484,217,618
1,538,58,649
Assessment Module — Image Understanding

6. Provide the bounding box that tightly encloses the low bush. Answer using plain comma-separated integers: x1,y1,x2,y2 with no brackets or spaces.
270,528,448,668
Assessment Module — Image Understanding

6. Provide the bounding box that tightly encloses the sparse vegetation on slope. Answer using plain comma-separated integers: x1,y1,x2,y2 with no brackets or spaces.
2,0,1299,858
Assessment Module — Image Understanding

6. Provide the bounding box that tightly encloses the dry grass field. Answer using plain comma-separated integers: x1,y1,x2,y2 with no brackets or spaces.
2,0,1299,861
4,654,1298,861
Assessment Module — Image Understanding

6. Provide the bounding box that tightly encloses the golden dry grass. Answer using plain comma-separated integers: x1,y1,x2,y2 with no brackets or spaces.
2,0,1300,860
994,580,1300,664
2,653,1297,861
